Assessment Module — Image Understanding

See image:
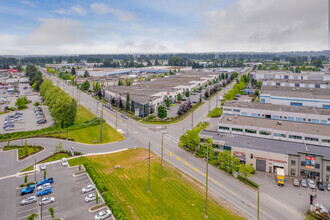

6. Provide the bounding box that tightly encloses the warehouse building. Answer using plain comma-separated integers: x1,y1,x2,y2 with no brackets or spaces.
261,79,330,89
223,101,330,125
217,115,330,147
104,70,220,117
199,130,330,181
260,86,330,109
250,70,330,81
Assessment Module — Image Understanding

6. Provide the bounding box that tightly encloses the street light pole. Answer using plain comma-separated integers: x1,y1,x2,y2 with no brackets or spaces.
205,143,209,218
161,133,164,166
191,110,194,130
116,111,118,130
148,141,151,192
257,187,260,220
100,99,103,143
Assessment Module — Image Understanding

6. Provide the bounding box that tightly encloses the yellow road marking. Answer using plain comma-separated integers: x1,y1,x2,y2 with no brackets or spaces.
169,152,172,157
194,168,197,171
119,120,122,123
177,156,180,161
111,115,113,119
185,162,188,166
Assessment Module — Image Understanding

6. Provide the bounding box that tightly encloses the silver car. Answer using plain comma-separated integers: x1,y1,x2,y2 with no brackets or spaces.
39,197,55,206
37,183,50,191
85,193,96,202
94,210,112,220
81,184,95,194
307,179,316,189
301,179,307,187
21,196,37,206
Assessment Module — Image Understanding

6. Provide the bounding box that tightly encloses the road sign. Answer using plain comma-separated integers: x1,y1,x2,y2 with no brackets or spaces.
310,193,317,205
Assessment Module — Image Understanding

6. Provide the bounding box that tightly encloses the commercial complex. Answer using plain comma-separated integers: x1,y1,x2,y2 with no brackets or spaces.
250,70,330,81
261,79,330,89
104,70,223,117
260,86,330,109
199,130,330,181
217,115,330,147
223,101,330,125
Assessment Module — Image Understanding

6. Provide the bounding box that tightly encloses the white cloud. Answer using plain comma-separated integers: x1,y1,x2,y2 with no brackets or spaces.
90,3,136,22
54,6,86,16
22,18,86,46
21,0,35,7
187,0,328,52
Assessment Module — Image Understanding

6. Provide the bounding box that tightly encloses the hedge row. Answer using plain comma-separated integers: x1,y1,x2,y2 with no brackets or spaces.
68,118,102,131
84,162,127,220
237,175,259,189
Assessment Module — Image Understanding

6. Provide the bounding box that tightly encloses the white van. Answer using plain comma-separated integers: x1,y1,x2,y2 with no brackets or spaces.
61,158,68,167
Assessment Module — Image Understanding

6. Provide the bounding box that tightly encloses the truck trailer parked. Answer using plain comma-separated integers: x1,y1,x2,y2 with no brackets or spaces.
277,168,285,186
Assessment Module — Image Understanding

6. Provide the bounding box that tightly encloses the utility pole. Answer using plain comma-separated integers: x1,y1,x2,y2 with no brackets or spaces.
208,100,210,113
34,158,36,183
205,143,209,218
116,111,118,130
40,193,43,220
97,100,99,116
191,110,194,130
257,188,260,220
100,99,103,143
161,133,164,166
78,88,80,120
148,141,151,192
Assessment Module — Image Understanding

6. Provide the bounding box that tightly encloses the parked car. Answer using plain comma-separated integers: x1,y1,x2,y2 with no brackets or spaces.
307,179,316,189
300,179,308,188
37,183,51,191
61,158,68,167
20,196,37,205
85,193,96,202
21,185,35,195
121,114,128,119
316,181,325,191
40,164,46,171
326,183,330,191
4,126,14,131
37,178,54,186
39,196,55,206
233,97,238,100
314,204,329,218
37,119,46,124
292,178,300,187
82,184,95,194
37,187,52,196
94,210,112,220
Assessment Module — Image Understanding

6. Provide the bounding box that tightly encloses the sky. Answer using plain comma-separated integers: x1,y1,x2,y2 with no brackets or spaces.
0,0,328,55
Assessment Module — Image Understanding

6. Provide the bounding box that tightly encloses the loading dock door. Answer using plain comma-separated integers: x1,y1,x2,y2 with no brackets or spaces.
256,159,266,172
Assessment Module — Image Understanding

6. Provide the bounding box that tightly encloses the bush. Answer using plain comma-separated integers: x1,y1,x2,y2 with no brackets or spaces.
237,175,258,189
84,161,128,220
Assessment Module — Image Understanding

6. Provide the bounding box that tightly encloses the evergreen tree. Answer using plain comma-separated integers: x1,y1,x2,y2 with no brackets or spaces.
177,93,182,101
157,106,167,119
71,67,76,76
185,90,190,97
125,93,130,112
166,97,171,108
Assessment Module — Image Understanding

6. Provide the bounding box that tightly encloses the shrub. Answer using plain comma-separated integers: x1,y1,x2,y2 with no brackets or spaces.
237,175,259,189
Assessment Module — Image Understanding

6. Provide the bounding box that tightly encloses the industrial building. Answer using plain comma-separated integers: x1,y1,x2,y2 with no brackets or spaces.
261,79,330,89
104,70,221,117
250,70,330,81
223,101,330,125
199,130,330,181
260,86,330,109
217,115,330,147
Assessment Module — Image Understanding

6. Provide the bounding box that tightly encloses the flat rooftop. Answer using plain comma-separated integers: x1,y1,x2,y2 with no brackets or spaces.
252,70,328,75
224,101,330,116
260,85,330,99
220,114,330,137
200,130,330,160
105,70,218,103
261,79,329,84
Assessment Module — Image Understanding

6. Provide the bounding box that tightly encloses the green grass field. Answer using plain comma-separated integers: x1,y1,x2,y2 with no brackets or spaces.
52,105,124,144
69,149,242,220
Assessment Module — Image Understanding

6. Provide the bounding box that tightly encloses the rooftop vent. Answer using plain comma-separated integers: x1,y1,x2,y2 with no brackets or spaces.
277,121,282,125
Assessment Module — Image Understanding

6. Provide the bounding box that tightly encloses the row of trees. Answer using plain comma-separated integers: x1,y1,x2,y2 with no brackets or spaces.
39,79,77,128
26,64,43,91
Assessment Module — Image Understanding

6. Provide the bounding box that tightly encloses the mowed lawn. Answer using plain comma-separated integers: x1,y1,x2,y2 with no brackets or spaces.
55,105,124,144
71,149,242,220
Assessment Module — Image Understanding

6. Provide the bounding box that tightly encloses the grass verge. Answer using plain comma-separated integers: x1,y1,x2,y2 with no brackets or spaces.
69,149,242,220
3,145,43,160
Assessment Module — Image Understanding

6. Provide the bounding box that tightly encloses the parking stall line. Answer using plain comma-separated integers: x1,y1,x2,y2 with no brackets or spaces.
16,206,38,214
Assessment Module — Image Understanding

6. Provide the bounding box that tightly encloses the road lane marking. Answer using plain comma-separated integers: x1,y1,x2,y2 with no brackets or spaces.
177,156,180,161
111,115,113,119
185,162,188,166
169,152,172,157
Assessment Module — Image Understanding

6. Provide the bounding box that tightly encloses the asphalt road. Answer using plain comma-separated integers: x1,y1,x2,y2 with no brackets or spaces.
0,67,313,220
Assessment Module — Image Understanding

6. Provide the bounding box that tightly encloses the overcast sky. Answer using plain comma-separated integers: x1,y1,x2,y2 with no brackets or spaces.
0,0,327,55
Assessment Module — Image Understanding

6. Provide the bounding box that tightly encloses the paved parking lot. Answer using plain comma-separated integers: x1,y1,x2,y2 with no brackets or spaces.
14,162,113,220
0,86,53,133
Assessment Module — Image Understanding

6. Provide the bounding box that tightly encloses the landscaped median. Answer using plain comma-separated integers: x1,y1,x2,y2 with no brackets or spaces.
2,144,43,160
0,105,124,144
68,149,242,220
